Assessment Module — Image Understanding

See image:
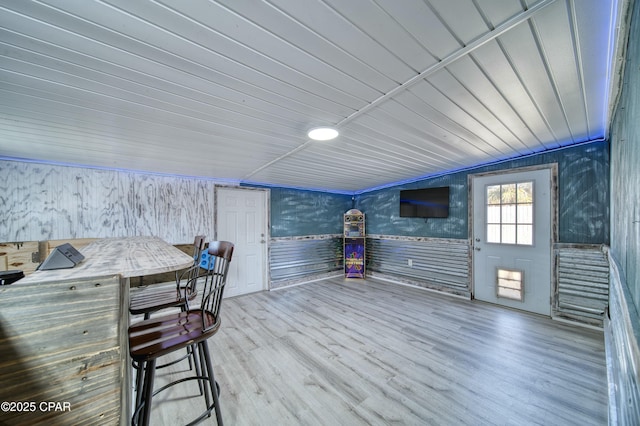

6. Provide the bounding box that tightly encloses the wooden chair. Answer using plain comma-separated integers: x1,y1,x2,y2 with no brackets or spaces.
129,235,206,320
129,241,234,426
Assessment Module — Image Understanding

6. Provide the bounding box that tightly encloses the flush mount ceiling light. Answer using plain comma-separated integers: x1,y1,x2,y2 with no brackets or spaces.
307,126,339,141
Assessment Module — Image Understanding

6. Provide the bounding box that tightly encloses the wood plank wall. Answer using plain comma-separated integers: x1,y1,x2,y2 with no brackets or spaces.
0,274,128,425
0,160,216,244
605,254,640,425
608,3,640,424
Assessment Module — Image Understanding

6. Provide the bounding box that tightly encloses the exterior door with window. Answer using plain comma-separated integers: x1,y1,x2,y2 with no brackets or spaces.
472,168,552,316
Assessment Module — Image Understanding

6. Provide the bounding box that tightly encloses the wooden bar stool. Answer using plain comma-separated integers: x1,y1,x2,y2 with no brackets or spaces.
129,241,234,426
129,235,206,320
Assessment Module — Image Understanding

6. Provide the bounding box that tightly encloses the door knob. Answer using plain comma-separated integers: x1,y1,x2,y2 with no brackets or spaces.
475,247,481,251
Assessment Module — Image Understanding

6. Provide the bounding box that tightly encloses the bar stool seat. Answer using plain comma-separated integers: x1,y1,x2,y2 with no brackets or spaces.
129,284,196,317
129,241,233,426
129,235,206,320
130,309,218,358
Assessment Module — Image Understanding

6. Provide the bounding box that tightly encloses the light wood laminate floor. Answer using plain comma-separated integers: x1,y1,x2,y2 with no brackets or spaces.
139,277,608,425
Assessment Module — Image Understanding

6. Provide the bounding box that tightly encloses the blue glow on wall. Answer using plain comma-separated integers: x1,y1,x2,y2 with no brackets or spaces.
355,141,609,244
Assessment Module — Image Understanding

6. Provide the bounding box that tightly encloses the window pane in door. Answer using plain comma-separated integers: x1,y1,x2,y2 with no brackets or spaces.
487,224,501,243
517,182,533,202
517,204,533,224
501,184,516,203
485,181,535,246
502,225,516,244
487,205,501,223
487,185,501,204
502,204,516,224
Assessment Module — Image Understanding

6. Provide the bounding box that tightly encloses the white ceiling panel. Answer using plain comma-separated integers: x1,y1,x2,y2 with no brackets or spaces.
0,0,626,193
373,0,461,61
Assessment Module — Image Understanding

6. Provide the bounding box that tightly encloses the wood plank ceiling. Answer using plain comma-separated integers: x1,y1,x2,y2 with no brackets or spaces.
0,0,623,193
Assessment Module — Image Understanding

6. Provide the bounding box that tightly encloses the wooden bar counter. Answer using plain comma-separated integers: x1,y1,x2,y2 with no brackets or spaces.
0,236,193,426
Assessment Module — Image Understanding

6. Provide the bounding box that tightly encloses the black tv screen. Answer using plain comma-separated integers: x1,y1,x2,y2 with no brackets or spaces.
399,186,450,218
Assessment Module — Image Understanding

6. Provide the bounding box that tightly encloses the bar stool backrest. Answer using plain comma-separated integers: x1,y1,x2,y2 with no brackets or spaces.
196,241,234,332
182,235,207,296
193,235,207,262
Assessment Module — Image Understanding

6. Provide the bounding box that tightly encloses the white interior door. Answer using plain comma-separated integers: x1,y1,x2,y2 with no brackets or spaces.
215,187,268,298
472,168,553,316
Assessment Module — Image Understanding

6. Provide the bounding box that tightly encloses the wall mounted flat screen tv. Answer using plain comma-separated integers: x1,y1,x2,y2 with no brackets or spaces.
399,186,450,218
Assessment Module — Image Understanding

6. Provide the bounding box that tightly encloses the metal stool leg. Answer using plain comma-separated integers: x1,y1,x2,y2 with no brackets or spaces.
133,360,145,424
139,359,156,426
201,342,223,426
192,343,204,396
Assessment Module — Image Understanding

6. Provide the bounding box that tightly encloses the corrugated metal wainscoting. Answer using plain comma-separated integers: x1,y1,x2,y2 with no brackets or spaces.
554,245,609,327
366,236,471,298
270,236,343,289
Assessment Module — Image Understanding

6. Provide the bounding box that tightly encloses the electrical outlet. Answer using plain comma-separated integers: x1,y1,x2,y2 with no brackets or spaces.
407,259,413,267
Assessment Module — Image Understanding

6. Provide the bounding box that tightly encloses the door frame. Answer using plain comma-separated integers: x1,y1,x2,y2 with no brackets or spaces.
214,185,271,292
468,163,558,312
